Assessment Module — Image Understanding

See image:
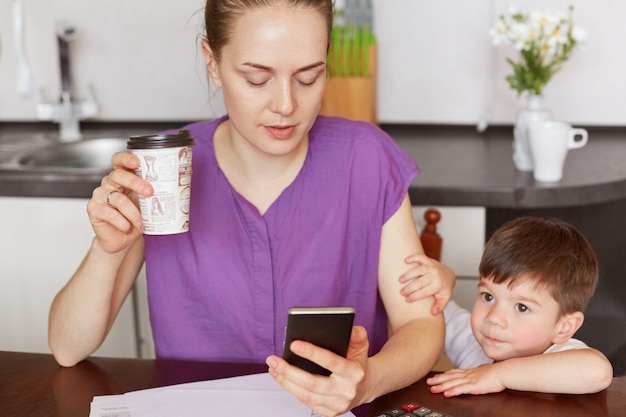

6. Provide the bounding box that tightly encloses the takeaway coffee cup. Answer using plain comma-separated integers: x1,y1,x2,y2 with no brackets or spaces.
528,120,588,182
127,130,195,235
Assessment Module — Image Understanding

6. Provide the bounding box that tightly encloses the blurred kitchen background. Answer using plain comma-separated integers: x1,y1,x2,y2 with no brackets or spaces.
1,1,624,360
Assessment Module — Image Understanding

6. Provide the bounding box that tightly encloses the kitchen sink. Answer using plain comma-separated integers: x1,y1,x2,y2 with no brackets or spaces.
13,137,128,173
0,124,171,193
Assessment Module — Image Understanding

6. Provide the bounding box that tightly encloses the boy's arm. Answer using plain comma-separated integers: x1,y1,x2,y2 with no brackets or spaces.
427,347,613,396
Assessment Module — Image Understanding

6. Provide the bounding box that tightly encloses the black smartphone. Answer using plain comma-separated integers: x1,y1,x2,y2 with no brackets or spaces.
282,306,355,376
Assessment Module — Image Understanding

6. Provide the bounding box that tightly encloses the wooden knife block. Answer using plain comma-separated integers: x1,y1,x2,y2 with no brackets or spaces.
319,45,377,125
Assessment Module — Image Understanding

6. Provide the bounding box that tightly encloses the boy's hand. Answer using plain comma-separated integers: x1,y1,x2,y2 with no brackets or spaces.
426,365,506,397
399,254,455,315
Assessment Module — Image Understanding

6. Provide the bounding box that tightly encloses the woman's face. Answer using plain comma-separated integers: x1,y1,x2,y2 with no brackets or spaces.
204,5,328,157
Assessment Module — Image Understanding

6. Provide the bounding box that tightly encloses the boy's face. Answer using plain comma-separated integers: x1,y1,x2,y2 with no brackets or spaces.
470,276,568,361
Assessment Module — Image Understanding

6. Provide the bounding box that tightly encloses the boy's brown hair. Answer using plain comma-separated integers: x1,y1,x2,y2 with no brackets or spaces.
479,216,598,316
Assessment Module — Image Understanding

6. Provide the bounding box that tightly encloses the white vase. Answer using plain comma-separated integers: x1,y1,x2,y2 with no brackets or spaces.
512,94,552,171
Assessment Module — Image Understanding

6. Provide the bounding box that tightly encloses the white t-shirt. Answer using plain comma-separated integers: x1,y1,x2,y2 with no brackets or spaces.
443,300,588,369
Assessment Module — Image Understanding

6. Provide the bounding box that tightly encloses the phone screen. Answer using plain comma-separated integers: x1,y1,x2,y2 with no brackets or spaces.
282,306,355,376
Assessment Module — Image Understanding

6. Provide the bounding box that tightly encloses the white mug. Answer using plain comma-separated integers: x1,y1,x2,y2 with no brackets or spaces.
528,120,588,182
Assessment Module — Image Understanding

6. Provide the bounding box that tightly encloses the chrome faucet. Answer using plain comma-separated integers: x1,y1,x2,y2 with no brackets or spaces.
36,23,98,142
57,24,76,102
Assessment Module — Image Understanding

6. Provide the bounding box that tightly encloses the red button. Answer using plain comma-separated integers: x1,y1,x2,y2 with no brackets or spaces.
401,403,420,412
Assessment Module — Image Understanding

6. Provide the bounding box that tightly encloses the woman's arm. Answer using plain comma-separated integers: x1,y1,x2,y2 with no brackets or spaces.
359,194,446,401
48,152,150,367
48,238,144,366
266,194,445,417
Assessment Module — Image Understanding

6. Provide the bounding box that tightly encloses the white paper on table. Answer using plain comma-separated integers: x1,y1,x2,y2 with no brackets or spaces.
90,372,355,417
89,394,131,417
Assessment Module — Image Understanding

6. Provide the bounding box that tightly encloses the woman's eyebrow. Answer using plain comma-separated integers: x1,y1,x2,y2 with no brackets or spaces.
241,62,271,71
241,61,326,73
297,61,326,72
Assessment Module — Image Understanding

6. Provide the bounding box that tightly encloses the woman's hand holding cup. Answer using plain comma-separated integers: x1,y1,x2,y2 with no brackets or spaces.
86,151,153,254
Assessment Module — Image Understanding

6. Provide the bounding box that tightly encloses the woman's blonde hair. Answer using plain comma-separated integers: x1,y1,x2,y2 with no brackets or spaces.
204,0,334,61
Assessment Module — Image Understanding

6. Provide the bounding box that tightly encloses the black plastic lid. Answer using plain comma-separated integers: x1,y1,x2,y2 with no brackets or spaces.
127,129,195,150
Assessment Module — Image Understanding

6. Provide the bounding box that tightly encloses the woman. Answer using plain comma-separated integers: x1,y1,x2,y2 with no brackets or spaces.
49,1,453,416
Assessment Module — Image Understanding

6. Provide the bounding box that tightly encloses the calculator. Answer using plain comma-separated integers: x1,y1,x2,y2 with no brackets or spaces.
371,401,453,417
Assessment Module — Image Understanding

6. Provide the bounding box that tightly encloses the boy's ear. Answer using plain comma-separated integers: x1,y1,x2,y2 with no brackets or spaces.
553,311,584,344
201,40,222,88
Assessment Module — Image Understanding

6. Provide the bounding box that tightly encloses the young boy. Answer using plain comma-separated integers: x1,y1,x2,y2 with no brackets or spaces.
401,216,613,396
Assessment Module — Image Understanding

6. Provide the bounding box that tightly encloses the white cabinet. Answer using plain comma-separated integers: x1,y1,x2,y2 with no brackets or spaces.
0,197,140,357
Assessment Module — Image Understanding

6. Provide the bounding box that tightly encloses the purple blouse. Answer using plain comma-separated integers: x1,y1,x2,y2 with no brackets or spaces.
144,115,418,362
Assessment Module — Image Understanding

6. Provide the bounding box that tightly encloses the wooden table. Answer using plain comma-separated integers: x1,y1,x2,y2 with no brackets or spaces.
1,351,625,417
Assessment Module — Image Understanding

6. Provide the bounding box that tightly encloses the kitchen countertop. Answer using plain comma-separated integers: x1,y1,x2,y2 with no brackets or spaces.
388,124,626,208
2,121,626,208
